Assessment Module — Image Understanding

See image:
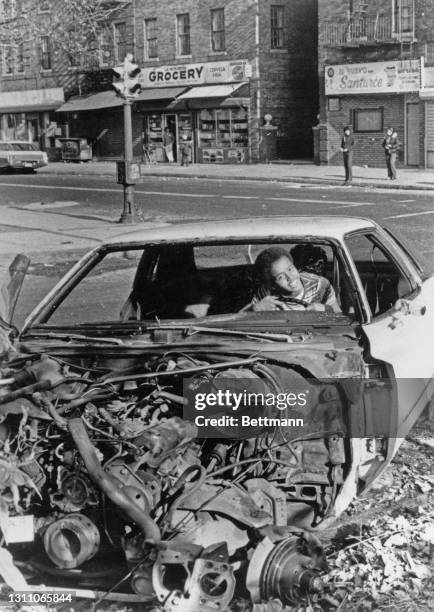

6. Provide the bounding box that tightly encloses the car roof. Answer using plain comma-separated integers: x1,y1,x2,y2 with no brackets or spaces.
103,216,378,247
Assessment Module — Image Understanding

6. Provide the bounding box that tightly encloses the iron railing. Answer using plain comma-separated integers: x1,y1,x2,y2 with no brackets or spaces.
322,15,411,46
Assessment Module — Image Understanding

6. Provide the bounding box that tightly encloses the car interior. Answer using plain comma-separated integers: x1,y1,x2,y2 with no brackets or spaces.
123,242,357,320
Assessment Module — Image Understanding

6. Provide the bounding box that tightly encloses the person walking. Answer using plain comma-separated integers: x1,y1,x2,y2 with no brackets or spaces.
382,127,401,180
340,125,354,186
163,127,175,163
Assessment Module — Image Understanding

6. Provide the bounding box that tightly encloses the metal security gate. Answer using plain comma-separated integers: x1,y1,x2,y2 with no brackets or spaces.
426,101,434,168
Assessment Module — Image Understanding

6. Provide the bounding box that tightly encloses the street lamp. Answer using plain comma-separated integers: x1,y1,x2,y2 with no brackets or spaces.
112,53,142,224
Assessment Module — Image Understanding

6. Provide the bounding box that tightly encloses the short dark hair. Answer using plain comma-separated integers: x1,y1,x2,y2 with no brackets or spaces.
255,247,293,280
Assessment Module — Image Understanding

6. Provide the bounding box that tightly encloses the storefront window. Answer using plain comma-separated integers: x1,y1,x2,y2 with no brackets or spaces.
353,108,384,133
197,108,248,163
198,108,248,148
0,113,28,141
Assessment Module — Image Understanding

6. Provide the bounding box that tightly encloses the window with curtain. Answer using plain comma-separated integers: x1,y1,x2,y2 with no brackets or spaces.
145,18,158,59
177,13,190,56
113,22,126,62
393,0,414,34
211,8,225,52
40,36,52,70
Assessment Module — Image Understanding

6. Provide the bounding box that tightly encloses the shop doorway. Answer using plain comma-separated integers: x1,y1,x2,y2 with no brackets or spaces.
143,113,195,163
406,102,419,166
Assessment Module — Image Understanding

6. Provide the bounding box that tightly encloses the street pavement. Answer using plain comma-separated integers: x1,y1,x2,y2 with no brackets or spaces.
40,159,434,190
1,160,433,274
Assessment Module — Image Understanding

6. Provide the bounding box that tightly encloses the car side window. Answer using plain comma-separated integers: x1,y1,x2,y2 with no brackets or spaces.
345,233,413,317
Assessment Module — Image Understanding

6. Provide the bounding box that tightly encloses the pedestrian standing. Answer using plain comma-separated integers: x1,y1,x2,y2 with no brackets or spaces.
163,127,175,163
340,125,354,186
382,127,400,180
180,134,191,167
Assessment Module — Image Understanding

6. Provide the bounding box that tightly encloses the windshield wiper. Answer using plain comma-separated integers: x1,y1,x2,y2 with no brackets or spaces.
25,331,125,346
147,324,301,343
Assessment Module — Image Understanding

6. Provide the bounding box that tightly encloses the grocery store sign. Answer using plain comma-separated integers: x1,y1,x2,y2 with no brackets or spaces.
325,60,420,95
140,60,251,88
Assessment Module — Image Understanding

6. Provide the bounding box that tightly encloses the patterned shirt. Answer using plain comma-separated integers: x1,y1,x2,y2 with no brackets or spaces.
252,272,337,311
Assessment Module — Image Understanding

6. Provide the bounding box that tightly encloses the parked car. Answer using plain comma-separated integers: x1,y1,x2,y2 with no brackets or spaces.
0,140,48,172
0,216,433,610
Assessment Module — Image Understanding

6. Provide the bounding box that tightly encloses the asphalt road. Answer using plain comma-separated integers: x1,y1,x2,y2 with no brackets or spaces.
1,172,433,326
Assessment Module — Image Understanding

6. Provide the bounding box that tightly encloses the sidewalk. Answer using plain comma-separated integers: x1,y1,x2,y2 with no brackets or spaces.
39,159,434,190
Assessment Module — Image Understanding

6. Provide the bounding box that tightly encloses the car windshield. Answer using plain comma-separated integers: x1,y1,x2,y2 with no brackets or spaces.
11,142,40,151
32,240,351,327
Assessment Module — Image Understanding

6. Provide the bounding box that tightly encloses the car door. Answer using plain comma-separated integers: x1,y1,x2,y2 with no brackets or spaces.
343,229,434,458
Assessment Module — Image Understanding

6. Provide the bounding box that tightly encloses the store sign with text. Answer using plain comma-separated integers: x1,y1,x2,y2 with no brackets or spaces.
325,60,420,95
140,60,251,88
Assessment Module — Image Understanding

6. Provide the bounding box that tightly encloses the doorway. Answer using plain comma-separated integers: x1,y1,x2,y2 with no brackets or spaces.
406,102,419,166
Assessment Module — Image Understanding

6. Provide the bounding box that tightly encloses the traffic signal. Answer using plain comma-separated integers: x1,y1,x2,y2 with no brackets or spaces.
112,53,142,99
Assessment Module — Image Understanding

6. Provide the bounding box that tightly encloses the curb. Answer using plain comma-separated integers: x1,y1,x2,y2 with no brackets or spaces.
39,167,434,191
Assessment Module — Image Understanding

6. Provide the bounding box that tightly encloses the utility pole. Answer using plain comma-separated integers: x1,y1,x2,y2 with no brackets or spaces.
112,54,142,224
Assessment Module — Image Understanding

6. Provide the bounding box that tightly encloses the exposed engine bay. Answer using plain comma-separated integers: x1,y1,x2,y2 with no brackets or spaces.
0,339,385,610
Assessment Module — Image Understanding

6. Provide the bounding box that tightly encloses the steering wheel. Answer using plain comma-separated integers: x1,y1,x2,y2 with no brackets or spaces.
275,294,310,308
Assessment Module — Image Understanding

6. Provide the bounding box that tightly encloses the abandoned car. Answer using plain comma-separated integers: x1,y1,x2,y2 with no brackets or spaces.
0,216,433,610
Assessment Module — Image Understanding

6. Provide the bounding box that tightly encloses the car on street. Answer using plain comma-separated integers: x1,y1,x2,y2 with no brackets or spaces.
0,140,48,172
0,216,433,610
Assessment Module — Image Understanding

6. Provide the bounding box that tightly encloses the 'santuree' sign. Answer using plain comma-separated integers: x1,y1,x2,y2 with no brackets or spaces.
325,60,420,95
140,60,250,88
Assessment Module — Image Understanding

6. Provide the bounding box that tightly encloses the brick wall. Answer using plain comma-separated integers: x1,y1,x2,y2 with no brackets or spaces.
326,94,404,166
259,0,318,158
317,0,434,167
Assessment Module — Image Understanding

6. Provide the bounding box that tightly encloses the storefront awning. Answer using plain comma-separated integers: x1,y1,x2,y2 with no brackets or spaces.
0,87,64,113
177,83,247,100
56,87,188,113
419,89,434,99
136,87,187,102
56,91,123,113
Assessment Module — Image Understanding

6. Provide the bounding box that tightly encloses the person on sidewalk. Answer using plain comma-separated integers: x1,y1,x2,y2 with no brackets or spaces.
179,134,191,167
163,127,175,163
340,125,354,186
382,127,401,180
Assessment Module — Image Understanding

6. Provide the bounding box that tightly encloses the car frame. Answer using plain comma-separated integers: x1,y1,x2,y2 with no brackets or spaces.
1,215,433,609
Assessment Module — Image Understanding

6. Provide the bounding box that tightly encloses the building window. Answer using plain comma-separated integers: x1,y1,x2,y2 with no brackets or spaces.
16,43,24,72
328,97,341,111
39,36,51,70
2,45,13,75
113,22,126,62
270,5,284,49
211,8,225,52
38,0,50,12
98,30,112,67
144,18,158,59
393,0,414,35
177,13,190,56
353,108,384,133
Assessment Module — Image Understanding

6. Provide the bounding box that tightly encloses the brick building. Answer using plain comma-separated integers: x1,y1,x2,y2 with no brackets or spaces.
53,0,318,163
318,0,434,169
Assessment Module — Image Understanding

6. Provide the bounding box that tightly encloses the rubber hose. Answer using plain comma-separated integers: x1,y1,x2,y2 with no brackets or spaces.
68,417,160,544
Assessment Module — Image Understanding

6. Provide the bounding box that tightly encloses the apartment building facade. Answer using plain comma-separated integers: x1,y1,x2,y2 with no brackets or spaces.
318,0,434,168
0,0,318,163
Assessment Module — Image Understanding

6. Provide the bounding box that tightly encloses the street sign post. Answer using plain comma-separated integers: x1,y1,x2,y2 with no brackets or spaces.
112,54,142,224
